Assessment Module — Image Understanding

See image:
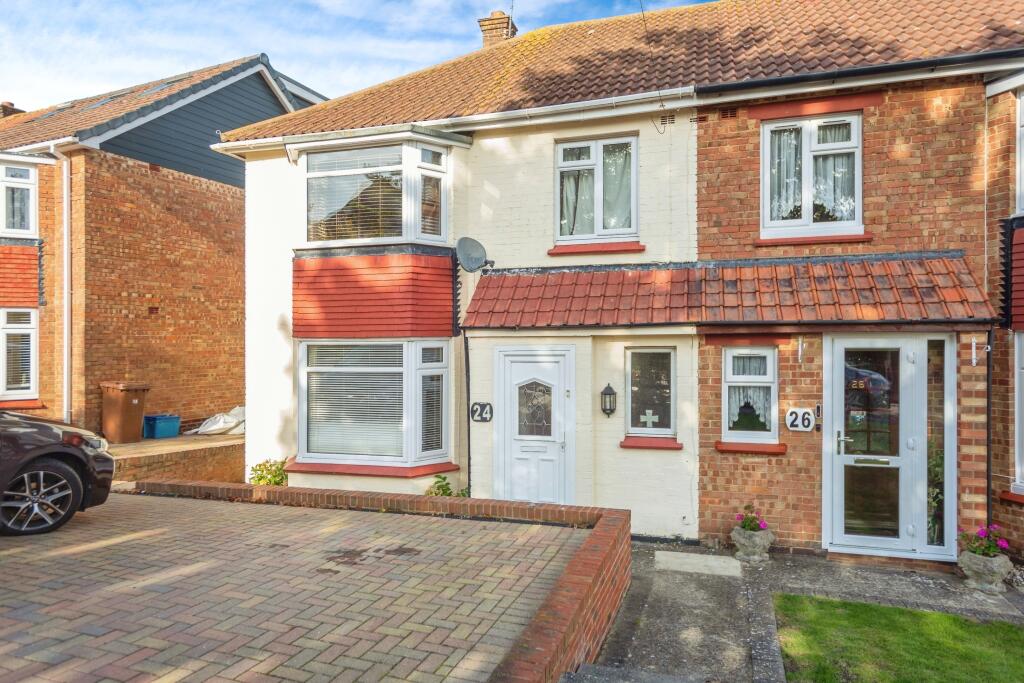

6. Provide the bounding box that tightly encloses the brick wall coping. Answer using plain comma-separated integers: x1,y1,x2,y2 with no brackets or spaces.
283,458,459,478
126,480,632,682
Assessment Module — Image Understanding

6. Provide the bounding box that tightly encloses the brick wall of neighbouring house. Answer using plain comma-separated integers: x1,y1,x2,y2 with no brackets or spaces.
696,76,989,285
986,89,1024,557
0,245,39,307
74,149,244,433
699,333,990,552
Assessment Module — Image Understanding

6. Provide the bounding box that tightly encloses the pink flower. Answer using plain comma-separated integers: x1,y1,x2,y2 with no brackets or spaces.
991,524,1001,530
736,513,744,521
997,538,1010,550
977,527,988,538
759,520,768,530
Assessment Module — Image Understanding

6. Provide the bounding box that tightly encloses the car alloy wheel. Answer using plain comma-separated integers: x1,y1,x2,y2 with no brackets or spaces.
1,469,76,533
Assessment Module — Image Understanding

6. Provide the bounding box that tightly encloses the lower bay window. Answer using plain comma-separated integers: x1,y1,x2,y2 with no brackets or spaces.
1,309,37,399
626,348,674,436
722,347,778,444
299,340,449,465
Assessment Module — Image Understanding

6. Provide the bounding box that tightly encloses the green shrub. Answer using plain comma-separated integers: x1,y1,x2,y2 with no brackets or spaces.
250,459,287,486
425,474,468,497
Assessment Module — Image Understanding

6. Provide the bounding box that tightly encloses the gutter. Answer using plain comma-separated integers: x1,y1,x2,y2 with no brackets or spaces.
694,48,1024,95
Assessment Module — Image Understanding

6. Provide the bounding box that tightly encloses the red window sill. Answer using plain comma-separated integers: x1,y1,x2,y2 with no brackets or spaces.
619,436,683,451
283,458,459,479
548,241,646,256
714,441,788,456
999,491,1024,506
0,399,45,410
754,233,873,247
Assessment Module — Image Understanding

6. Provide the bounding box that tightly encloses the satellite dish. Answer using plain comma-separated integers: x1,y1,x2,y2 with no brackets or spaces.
455,237,493,272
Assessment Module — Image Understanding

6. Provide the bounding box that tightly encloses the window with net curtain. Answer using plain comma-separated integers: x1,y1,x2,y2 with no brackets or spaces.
301,342,448,464
305,145,446,242
722,348,777,443
557,137,636,240
763,115,860,237
628,349,674,435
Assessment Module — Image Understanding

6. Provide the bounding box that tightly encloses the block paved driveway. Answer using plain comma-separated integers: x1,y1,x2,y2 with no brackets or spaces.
0,493,587,682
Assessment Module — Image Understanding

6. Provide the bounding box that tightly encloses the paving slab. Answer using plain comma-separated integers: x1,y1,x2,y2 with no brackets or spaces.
654,551,741,577
0,493,587,682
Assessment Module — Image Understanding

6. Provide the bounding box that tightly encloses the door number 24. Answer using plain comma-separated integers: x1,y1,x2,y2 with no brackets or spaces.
785,408,815,432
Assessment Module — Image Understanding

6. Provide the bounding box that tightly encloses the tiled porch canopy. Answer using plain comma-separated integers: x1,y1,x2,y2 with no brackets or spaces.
462,251,995,329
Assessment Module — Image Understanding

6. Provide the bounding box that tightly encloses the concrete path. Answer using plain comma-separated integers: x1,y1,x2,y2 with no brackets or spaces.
590,542,1024,683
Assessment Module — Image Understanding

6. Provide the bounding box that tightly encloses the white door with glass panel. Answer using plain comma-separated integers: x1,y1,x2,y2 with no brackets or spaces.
497,348,573,504
827,336,955,559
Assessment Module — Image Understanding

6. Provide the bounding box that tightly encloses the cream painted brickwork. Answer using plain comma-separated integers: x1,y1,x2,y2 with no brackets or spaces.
452,112,697,269
288,472,444,494
466,329,698,537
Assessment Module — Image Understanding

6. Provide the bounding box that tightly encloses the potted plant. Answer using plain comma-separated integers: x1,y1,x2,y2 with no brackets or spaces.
731,504,774,564
958,524,1012,594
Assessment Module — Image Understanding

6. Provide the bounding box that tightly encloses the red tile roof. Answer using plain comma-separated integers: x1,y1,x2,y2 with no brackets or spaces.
462,253,994,329
222,0,1024,142
0,56,264,151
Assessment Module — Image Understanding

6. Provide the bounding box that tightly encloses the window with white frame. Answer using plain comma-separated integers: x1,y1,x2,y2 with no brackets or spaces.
1014,333,1024,494
305,143,448,244
761,114,862,239
556,137,637,241
626,349,674,435
722,347,778,443
299,340,449,465
1,164,36,238
1,309,37,399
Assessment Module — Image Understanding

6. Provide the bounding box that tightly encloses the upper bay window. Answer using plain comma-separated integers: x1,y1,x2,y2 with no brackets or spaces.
556,137,637,242
299,340,449,466
305,143,447,245
761,114,862,239
0,164,36,238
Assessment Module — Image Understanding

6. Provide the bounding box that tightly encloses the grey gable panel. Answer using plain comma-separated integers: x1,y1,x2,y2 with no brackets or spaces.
99,73,287,187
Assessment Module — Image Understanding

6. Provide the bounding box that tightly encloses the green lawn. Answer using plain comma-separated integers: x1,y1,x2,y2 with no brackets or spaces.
774,594,1024,683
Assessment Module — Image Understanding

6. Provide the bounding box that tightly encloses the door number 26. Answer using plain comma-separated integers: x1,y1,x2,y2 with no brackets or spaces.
785,408,815,432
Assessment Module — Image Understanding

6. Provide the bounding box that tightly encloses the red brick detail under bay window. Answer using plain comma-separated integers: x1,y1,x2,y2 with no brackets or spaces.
293,254,454,338
547,241,646,256
747,91,884,121
283,458,459,478
0,245,39,307
1008,225,1024,330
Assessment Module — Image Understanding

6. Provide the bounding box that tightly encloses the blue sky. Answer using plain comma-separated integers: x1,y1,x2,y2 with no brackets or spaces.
0,0,710,111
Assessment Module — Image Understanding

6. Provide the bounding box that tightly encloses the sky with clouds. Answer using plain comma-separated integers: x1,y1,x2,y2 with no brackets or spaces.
0,0,708,111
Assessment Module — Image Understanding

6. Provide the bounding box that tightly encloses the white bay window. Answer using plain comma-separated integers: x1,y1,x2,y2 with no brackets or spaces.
1,164,36,238
722,347,778,444
305,143,448,245
299,340,449,465
556,137,637,242
761,114,862,239
1,309,37,399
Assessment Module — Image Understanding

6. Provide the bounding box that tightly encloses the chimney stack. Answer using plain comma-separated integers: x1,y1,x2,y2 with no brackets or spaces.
478,10,517,48
0,102,23,118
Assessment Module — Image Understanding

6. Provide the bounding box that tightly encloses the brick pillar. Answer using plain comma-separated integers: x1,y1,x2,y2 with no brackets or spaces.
957,332,990,536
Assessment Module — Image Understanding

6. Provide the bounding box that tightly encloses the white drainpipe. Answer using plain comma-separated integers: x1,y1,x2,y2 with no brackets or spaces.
49,143,72,424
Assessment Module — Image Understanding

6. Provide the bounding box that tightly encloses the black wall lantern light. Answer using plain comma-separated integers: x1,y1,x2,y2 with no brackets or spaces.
601,384,617,417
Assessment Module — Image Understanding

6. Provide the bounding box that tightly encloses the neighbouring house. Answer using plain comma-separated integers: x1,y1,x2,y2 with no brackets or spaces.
0,54,326,434
217,0,1024,563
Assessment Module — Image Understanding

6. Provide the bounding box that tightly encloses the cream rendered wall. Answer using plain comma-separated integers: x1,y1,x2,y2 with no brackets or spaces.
451,111,697,269
243,150,301,477
466,328,699,538
289,472,442,494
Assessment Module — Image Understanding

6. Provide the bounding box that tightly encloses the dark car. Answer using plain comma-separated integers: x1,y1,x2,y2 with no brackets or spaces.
0,412,114,535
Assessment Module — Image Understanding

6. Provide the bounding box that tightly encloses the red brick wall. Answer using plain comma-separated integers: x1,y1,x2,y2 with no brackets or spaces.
698,334,824,549
74,149,244,433
293,253,454,339
697,76,989,288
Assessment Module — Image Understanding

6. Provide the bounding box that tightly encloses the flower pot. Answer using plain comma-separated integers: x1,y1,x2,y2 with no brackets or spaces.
731,526,775,564
958,551,1013,594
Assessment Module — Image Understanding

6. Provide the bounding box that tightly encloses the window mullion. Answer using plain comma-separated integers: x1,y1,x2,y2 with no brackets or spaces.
595,148,605,235
802,123,813,225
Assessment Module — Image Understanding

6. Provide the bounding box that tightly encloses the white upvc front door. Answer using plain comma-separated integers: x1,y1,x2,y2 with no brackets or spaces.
824,335,957,560
495,347,574,505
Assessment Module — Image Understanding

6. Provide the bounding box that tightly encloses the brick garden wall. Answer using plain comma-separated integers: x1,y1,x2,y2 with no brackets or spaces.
696,76,989,284
113,443,245,483
74,149,244,433
126,480,632,683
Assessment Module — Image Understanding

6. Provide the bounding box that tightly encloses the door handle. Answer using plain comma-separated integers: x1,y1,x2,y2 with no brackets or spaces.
836,431,853,454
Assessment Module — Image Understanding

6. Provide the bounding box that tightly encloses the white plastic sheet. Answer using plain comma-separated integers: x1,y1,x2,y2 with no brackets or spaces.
186,406,245,435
